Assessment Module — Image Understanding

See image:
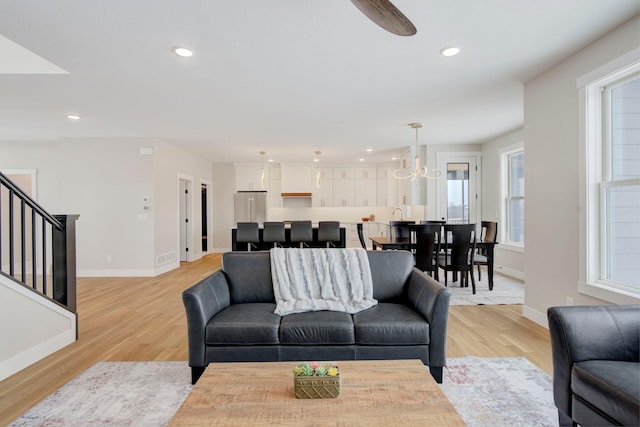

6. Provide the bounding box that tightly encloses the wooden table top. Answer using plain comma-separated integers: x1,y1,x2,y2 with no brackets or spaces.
170,359,465,426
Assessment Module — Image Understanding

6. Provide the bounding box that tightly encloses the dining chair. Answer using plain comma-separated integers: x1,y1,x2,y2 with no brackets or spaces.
357,223,367,249
290,221,313,248
236,222,260,251
318,221,341,248
437,224,477,293
410,223,440,280
389,221,415,240
474,221,498,281
262,222,286,248
420,220,446,248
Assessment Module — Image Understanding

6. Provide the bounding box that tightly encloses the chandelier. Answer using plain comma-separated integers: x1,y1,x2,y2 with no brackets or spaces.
393,123,441,180
314,150,321,189
260,151,267,189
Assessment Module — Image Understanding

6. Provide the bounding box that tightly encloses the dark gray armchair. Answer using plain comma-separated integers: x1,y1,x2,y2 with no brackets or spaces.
547,305,639,427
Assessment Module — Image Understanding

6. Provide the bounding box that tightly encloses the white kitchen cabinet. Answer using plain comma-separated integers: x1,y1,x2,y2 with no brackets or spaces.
269,166,281,180
343,223,361,249
269,177,282,207
397,153,413,205
316,167,333,180
333,167,355,181
280,164,312,193
235,165,268,191
355,166,376,180
333,180,355,207
376,165,397,207
355,179,377,207
312,178,334,207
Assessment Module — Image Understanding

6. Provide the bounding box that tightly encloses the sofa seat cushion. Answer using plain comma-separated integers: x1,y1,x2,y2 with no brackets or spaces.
280,311,354,345
206,303,280,345
353,303,429,345
572,360,640,427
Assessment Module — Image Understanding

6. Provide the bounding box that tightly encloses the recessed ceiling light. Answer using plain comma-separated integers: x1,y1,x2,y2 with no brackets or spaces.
365,148,373,152
66,114,80,120
440,46,460,57
172,46,193,58
391,157,398,161
268,159,274,162
359,158,365,162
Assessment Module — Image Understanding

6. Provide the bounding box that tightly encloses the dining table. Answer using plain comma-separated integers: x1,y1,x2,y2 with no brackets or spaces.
369,236,499,290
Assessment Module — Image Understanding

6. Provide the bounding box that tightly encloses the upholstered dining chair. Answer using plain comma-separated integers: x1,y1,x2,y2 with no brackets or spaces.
474,221,497,281
318,221,341,248
236,222,260,251
290,221,313,248
410,223,441,280
437,224,477,293
262,222,286,248
389,221,415,240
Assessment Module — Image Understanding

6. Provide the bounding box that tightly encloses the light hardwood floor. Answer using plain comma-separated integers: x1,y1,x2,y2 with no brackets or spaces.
0,253,552,425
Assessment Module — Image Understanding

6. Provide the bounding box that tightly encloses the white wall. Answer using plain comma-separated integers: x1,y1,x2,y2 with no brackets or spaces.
212,163,236,251
522,15,640,326
152,140,214,268
0,140,155,275
481,127,525,279
0,274,76,381
0,138,213,276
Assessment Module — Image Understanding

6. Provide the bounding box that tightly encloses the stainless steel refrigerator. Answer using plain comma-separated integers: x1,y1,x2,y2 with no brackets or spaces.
234,191,267,224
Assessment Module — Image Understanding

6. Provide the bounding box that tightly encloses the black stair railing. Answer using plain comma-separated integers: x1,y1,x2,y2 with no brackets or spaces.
0,171,78,313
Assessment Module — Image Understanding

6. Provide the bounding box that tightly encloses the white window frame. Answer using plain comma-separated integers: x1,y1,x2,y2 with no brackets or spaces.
499,143,525,252
578,49,640,304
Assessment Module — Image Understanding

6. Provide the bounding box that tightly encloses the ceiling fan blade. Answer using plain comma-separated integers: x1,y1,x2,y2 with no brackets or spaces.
350,0,417,36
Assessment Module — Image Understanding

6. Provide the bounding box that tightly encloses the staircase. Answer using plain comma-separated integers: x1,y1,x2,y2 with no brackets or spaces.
0,171,79,381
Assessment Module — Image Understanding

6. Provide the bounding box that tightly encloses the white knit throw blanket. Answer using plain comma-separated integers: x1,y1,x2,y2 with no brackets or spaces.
270,248,377,316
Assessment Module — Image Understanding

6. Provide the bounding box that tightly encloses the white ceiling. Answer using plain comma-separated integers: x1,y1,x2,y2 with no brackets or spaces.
0,1,638,164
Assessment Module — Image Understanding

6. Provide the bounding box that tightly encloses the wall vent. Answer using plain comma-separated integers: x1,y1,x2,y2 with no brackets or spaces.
156,251,177,266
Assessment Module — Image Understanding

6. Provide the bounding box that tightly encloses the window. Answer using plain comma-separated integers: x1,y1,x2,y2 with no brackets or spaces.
500,145,525,250
446,163,470,223
580,54,640,302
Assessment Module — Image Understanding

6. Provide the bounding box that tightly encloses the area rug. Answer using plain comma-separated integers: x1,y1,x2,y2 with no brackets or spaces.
10,358,555,426
441,356,557,427
9,362,193,426
447,274,524,305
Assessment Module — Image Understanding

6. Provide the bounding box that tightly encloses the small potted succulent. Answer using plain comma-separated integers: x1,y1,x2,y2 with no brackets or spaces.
292,362,340,399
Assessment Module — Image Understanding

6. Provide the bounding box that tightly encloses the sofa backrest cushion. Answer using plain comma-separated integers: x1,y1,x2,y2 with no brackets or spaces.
366,250,413,302
222,250,414,305
222,251,275,304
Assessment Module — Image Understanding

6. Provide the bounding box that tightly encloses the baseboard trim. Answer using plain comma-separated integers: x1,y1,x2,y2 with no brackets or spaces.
494,265,525,281
523,305,548,329
77,261,179,278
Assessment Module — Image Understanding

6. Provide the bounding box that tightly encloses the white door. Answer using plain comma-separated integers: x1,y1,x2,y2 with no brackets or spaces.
179,179,192,262
436,153,481,225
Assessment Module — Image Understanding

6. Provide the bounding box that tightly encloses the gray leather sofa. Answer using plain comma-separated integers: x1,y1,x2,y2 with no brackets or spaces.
183,250,451,384
547,305,640,427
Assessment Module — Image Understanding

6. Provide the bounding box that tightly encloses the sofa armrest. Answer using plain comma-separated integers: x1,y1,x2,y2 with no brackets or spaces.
547,305,640,418
406,268,452,369
182,271,232,368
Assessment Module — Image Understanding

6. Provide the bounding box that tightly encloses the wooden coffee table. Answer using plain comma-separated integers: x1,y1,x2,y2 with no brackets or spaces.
170,359,465,426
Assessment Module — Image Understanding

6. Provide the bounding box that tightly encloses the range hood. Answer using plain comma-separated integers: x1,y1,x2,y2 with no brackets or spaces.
281,192,312,198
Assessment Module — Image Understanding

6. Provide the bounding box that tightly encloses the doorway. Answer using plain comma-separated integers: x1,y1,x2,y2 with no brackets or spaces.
200,182,211,252
179,177,192,262
436,153,481,224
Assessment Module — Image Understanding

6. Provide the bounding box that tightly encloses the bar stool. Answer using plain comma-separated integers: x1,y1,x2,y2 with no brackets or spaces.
236,222,259,251
318,221,341,248
263,222,286,248
290,221,313,248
